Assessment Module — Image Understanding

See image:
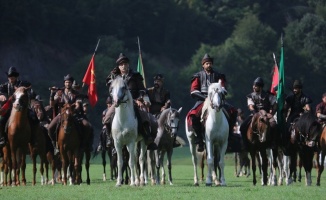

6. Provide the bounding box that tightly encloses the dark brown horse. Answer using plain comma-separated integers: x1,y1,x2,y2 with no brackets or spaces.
291,111,321,186
246,110,271,186
7,87,31,186
78,117,93,185
57,103,80,185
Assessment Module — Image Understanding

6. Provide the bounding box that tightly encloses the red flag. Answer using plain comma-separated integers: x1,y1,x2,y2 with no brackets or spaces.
82,55,98,107
270,64,279,95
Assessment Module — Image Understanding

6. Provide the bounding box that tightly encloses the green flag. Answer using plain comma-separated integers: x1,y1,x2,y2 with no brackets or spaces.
137,36,146,88
277,36,285,128
137,52,146,88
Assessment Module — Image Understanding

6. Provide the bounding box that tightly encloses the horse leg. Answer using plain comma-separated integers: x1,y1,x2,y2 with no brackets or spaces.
20,153,27,186
301,147,314,186
126,142,136,186
249,150,257,186
101,150,107,181
30,150,37,186
316,151,324,186
155,150,160,185
138,140,146,186
85,150,91,185
218,142,227,186
160,151,166,185
260,149,268,186
235,152,239,177
61,153,68,185
205,141,213,186
271,148,279,186
167,149,173,185
74,151,81,185
40,157,45,185
188,134,199,186
147,150,156,185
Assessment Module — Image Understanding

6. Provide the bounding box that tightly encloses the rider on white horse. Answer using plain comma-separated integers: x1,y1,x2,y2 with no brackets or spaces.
186,53,236,152
104,53,157,150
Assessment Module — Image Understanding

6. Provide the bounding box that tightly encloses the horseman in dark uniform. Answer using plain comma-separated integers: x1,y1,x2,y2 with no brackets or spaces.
104,53,157,150
147,74,171,116
285,80,312,125
48,74,82,155
0,67,38,150
147,73,180,148
186,53,236,152
239,77,277,150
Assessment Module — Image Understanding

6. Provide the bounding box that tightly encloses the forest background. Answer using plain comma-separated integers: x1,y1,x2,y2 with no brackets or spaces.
1,0,326,144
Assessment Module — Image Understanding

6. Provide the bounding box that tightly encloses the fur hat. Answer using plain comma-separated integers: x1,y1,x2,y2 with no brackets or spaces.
64,74,74,82
201,53,214,65
6,67,19,77
293,80,303,89
153,74,164,80
116,53,129,65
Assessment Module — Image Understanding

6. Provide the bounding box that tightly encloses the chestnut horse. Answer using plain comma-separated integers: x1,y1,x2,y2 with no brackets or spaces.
246,110,271,186
57,103,80,185
316,125,326,186
7,87,31,186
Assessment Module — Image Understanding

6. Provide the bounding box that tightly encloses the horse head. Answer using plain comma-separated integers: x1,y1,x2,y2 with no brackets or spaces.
12,87,29,112
293,112,322,147
207,81,227,111
164,107,182,138
60,103,76,134
250,110,270,143
111,77,131,107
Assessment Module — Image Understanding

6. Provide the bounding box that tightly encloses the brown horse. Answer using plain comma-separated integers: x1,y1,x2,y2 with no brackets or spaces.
1,144,11,186
246,110,271,186
57,103,80,185
7,87,31,186
315,123,326,186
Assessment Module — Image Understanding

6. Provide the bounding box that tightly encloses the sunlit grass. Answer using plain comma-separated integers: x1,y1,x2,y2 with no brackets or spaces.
1,147,326,200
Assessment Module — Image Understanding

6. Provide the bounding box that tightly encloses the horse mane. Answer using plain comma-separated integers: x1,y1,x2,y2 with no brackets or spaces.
208,81,227,96
158,108,179,126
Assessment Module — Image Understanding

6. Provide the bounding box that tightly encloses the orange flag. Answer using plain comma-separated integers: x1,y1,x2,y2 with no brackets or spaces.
270,64,279,95
82,55,98,107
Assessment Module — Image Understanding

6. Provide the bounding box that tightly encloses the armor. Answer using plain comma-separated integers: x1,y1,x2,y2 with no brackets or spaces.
246,91,274,112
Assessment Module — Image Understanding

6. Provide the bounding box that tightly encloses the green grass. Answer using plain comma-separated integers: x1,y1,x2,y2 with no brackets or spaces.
1,147,326,200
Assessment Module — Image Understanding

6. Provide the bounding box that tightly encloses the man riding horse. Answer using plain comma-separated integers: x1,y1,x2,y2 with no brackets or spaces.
104,53,157,150
239,77,277,150
48,74,90,155
147,73,180,148
0,67,39,152
186,53,236,152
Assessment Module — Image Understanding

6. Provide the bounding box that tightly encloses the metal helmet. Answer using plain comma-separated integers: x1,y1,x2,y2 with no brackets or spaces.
64,74,74,82
201,53,214,65
6,67,19,77
116,53,129,65
293,80,303,89
253,77,264,87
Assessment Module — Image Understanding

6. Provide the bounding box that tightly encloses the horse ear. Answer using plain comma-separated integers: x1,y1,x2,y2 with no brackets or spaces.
177,107,182,113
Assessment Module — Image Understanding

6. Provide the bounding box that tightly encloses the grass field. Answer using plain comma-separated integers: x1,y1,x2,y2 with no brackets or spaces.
1,147,326,200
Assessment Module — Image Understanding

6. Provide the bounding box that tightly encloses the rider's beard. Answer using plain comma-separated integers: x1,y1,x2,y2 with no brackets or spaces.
154,83,159,89
206,67,212,72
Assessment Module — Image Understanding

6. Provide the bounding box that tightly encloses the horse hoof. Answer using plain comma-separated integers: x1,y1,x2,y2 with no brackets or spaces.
115,183,121,187
205,183,212,186
194,183,199,186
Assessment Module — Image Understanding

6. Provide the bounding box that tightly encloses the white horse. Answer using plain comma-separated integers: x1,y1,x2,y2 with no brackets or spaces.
186,81,229,186
111,77,147,186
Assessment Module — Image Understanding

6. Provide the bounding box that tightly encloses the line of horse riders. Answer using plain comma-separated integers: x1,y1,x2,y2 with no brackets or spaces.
0,52,326,186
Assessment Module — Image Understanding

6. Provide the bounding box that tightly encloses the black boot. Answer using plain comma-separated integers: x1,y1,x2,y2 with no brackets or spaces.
191,116,204,152
104,126,112,147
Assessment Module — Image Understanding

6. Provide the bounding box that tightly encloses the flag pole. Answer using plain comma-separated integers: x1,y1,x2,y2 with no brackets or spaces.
137,36,147,88
82,39,101,88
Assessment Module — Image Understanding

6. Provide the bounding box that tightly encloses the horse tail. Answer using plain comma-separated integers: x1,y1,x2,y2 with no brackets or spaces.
176,136,186,146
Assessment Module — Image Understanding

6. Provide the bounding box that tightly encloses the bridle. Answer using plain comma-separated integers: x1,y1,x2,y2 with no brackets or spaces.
209,88,225,111
164,110,179,135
